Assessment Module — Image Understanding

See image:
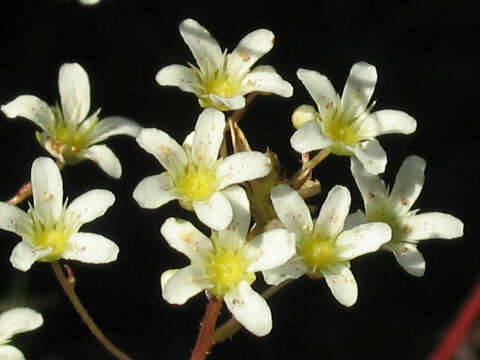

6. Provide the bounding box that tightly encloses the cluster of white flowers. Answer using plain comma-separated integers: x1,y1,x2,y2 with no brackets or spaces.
0,16,465,357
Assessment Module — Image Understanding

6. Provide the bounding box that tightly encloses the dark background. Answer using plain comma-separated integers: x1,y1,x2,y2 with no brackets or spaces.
0,1,478,359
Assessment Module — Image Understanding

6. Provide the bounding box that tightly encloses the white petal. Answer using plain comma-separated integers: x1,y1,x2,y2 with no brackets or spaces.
352,138,387,175
246,228,296,273
161,264,210,305
160,218,213,262
218,186,251,245
31,157,63,225
66,189,115,228
350,157,388,209
0,203,31,238
201,93,246,111
160,269,179,292
133,173,178,209
0,307,43,342
359,110,417,138
322,264,358,307
336,222,391,260
227,29,274,76
155,64,202,95
240,69,293,97
63,232,118,264
403,212,464,242
341,62,377,118
10,241,51,272
82,145,122,179
297,68,338,120
391,243,425,277
216,151,271,190
389,155,425,215
262,256,307,285
1,95,55,132
58,63,91,127
136,128,187,178
290,120,333,153
86,116,142,145
0,344,25,360
224,281,272,337
270,184,313,237
179,19,223,75
193,192,233,231
192,108,225,168
315,185,351,238
344,210,367,231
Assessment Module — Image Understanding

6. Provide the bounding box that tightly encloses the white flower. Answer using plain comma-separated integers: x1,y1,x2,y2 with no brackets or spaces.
0,157,119,271
290,62,417,174
1,63,142,178
133,108,271,231
264,184,391,307
0,307,43,359
160,186,296,336
156,18,293,111
79,0,101,5
349,156,464,276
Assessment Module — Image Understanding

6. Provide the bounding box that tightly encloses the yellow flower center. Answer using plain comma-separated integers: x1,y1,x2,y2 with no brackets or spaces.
368,206,405,245
298,232,339,274
174,164,217,206
55,126,89,150
205,243,255,297
34,229,69,262
204,77,237,98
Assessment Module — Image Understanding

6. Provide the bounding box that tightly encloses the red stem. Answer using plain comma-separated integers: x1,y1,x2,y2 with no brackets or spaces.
190,297,223,360
429,277,480,360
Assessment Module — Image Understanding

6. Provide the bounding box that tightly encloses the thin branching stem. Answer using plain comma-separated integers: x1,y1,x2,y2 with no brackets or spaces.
50,261,133,360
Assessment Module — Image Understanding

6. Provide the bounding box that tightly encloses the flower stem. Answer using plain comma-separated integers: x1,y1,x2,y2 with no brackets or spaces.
50,261,133,360
7,181,32,205
289,149,330,190
428,276,480,360
213,279,292,343
190,296,223,360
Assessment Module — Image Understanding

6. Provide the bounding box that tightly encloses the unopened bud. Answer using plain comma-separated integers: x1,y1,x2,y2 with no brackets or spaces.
292,104,318,129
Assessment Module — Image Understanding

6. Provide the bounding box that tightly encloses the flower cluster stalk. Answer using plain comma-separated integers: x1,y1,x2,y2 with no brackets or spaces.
190,296,223,360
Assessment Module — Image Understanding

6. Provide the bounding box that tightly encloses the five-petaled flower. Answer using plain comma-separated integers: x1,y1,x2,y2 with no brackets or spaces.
1,63,141,178
290,62,417,174
0,157,119,271
156,18,293,111
263,184,391,307
0,307,43,359
349,156,464,276
160,186,296,336
133,108,271,231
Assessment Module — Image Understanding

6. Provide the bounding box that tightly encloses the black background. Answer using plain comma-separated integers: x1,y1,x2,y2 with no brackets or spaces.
0,1,478,359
